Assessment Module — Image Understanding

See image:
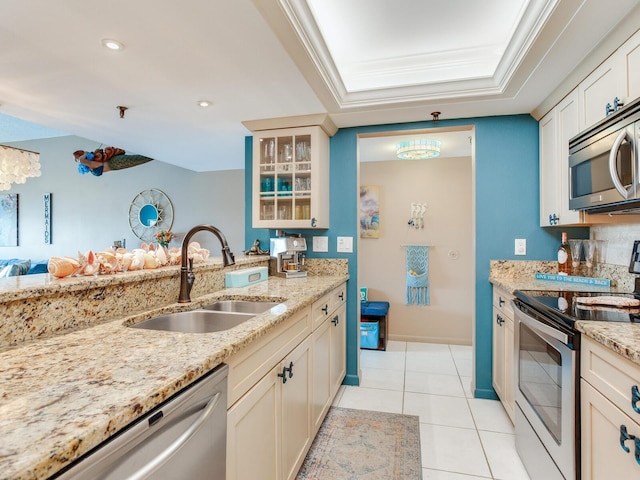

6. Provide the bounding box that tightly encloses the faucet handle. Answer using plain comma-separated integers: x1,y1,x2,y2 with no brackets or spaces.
188,257,194,271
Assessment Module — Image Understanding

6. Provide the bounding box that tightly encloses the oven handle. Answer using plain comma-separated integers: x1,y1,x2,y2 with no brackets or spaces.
515,306,570,345
609,128,633,199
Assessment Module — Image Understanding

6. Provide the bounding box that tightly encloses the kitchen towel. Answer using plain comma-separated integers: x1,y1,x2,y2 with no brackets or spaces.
406,245,429,305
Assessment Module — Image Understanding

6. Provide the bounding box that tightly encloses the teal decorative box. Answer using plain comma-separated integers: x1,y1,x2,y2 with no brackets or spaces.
225,266,268,288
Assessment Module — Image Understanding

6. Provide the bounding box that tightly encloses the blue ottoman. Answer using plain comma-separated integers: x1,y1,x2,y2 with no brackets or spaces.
360,301,390,350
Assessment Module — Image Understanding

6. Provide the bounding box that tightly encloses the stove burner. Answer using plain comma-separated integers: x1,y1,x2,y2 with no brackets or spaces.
514,290,640,330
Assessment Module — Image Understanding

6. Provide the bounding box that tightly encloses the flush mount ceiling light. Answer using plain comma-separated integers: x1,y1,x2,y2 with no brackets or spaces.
0,145,41,191
101,38,125,51
396,139,441,160
197,100,212,107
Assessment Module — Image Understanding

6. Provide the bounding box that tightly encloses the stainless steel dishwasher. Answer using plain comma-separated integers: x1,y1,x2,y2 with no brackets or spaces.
54,364,228,480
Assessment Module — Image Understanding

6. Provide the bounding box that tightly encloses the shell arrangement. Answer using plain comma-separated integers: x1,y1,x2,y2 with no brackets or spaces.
47,242,210,279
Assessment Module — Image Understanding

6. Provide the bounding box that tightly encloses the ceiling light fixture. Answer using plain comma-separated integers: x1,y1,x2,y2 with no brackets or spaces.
101,38,125,51
0,145,41,191
197,100,212,107
396,139,441,160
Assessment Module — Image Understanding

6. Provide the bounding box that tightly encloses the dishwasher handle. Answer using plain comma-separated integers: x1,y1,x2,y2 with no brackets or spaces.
128,391,222,480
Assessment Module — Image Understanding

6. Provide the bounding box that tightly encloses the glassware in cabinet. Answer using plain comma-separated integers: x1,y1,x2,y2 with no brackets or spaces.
252,125,329,228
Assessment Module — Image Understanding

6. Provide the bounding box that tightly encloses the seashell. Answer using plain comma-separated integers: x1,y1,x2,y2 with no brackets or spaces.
155,246,168,266
115,247,128,255
190,252,205,264
120,253,133,271
140,242,150,252
48,256,80,278
129,251,145,271
97,251,119,274
168,247,181,265
144,253,158,269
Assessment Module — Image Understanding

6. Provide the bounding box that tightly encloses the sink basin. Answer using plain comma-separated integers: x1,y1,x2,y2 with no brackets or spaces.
202,300,281,314
130,310,255,333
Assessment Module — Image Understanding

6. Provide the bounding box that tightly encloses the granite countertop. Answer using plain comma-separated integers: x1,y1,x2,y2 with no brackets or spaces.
0,274,348,480
489,259,640,367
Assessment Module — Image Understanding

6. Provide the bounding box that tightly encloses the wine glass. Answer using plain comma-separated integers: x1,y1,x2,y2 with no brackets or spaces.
568,239,583,275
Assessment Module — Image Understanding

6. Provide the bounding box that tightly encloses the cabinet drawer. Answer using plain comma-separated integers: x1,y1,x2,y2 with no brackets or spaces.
226,306,311,407
311,283,345,331
492,287,514,318
581,336,640,423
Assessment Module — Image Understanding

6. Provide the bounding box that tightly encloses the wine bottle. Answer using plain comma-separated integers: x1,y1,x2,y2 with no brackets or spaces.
558,231,572,275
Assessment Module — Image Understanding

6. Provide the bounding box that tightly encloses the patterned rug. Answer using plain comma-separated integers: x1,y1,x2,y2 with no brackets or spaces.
296,407,422,480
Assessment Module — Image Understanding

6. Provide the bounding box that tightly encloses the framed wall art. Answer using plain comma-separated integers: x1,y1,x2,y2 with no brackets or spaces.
360,185,380,238
0,193,19,247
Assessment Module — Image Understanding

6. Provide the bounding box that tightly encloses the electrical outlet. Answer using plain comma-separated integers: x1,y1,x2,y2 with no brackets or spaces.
337,236,353,253
515,238,526,256
313,236,328,252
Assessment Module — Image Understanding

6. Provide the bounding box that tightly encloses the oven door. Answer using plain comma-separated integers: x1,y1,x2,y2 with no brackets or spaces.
514,307,577,480
569,123,636,211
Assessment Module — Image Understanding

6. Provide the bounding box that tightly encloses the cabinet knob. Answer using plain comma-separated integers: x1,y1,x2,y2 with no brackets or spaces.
311,218,317,228
548,213,559,226
332,315,339,326
339,292,344,301
499,297,505,307
287,361,294,379
606,102,614,116
278,366,288,384
614,96,624,111
632,385,640,414
496,314,504,326
322,304,329,314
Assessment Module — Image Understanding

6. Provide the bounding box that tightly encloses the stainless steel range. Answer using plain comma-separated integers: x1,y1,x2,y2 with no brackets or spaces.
512,289,640,480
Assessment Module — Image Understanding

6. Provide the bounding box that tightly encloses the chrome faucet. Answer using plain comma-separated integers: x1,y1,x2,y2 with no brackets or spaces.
178,224,236,303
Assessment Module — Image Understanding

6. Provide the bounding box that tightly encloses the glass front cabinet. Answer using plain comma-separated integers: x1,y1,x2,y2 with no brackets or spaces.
252,126,329,229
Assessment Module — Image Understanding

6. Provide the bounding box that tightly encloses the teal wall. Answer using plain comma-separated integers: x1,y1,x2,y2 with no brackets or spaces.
245,115,587,396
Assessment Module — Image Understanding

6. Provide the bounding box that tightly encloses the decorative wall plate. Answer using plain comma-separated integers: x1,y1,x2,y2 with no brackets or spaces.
128,189,174,242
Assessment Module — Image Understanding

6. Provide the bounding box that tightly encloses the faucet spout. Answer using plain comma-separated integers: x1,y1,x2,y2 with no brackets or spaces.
178,224,236,303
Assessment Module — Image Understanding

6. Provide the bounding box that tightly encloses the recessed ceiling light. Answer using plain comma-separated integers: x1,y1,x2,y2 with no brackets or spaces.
197,100,212,107
101,38,125,51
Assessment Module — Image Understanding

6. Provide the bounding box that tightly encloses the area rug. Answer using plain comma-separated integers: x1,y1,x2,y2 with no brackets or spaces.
296,407,422,480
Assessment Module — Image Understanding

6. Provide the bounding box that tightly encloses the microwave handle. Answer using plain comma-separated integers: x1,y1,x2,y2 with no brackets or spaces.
609,128,633,199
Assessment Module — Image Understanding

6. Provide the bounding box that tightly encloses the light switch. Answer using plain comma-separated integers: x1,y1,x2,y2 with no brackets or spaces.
515,238,526,256
337,236,353,253
313,236,329,252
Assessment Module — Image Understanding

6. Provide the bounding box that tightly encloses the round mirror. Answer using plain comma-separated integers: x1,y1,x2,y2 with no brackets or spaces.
139,204,159,227
129,189,174,242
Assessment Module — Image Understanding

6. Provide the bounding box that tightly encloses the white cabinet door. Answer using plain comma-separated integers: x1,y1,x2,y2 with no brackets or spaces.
281,336,312,480
578,55,625,131
581,379,640,479
618,28,640,107
492,306,506,402
539,109,559,226
227,366,281,480
540,90,584,227
311,318,331,435
329,303,346,398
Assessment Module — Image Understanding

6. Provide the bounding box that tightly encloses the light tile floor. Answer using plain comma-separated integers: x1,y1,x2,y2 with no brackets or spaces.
332,341,531,480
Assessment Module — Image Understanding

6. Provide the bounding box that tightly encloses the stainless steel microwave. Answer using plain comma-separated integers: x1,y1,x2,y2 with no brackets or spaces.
569,97,640,214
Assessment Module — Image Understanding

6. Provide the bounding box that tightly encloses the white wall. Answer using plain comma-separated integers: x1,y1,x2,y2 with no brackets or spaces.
0,136,245,261
358,156,474,345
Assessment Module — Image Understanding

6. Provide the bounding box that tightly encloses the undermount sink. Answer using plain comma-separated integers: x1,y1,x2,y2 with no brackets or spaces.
202,300,281,314
130,310,256,334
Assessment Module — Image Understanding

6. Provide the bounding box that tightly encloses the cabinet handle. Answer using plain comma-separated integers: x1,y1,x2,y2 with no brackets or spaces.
332,315,339,326
606,102,614,116
322,304,329,314
498,297,505,307
632,385,640,414
614,96,624,111
496,314,504,326
548,213,559,226
311,217,317,228
278,364,291,384
339,292,344,301
620,424,636,453
287,361,294,379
